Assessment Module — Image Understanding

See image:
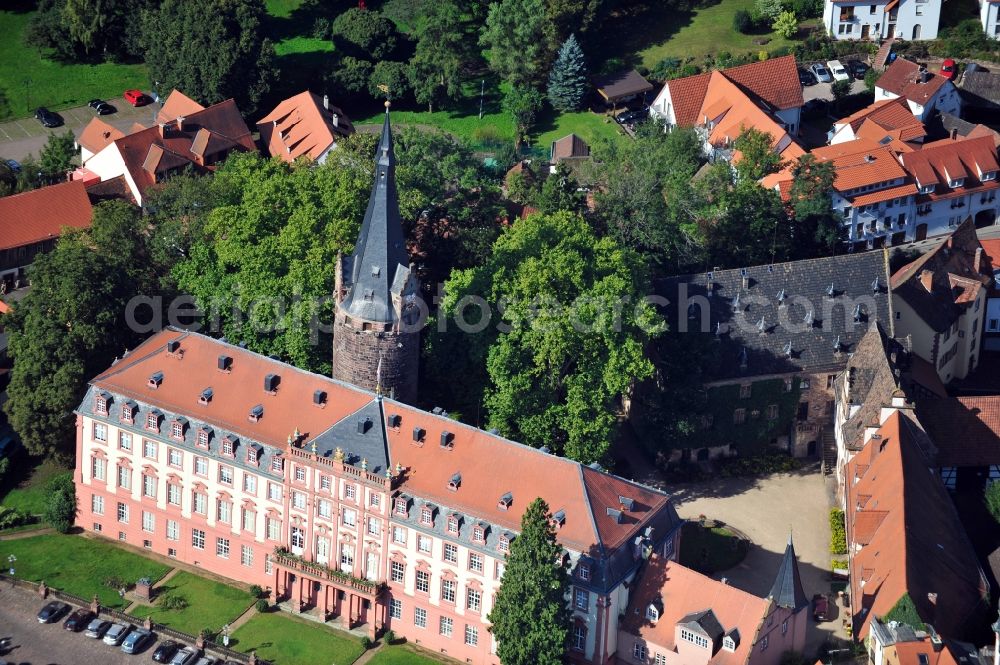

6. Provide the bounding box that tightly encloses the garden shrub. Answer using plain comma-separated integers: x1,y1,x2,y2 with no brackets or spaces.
160,593,189,610
829,508,847,555
0,506,33,530
719,453,801,477
43,473,76,533
361,636,373,650
884,593,924,629
733,10,753,33
255,598,269,613
104,576,129,590
384,629,396,644
249,584,264,599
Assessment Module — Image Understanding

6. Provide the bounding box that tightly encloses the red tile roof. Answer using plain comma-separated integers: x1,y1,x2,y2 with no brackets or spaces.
257,91,354,163
621,558,770,665
665,72,712,126
886,641,961,665
91,329,676,555
812,143,909,192
900,135,999,191
155,89,205,125
917,396,1000,467
721,54,804,110
839,98,927,143
847,411,988,640
0,180,92,251
876,58,950,105
77,118,125,155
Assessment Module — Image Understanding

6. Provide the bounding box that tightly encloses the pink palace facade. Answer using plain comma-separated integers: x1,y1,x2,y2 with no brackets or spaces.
74,329,683,664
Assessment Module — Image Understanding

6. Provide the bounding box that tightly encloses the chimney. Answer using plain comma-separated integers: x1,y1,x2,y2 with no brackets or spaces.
176,116,185,131
951,127,959,140
331,113,338,128
976,247,984,273
157,123,166,138
323,94,329,110
920,269,934,292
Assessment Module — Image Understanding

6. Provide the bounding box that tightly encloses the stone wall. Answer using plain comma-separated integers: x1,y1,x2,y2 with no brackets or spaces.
331,314,419,404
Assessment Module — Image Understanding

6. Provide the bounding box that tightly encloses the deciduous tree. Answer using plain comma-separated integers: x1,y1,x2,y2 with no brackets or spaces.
44,473,76,533
733,127,784,182
480,0,548,88
488,498,570,665
502,85,545,148
408,0,474,112
331,8,400,60
39,130,77,179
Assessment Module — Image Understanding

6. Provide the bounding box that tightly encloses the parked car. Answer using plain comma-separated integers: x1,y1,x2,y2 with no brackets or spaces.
94,102,116,115
36,600,70,623
798,67,816,86
826,60,850,81
121,627,154,654
103,621,133,645
802,98,829,119
5,159,20,173
84,618,112,638
168,646,200,665
123,89,148,106
615,110,641,125
87,99,104,109
152,640,181,662
810,63,832,83
940,58,957,80
33,107,62,128
63,608,95,631
812,593,829,621
846,60,869,80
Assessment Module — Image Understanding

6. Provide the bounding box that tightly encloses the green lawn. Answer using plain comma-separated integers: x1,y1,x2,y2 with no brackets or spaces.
0,456,72,515
231,611,366,665
678,521,749,573
368,643,454,665
636,0,800,67
0,6,147,120
532,109,624,154
0,534,170,608
129,570,253,637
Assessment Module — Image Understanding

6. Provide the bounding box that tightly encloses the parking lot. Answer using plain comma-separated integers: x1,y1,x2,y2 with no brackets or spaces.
0,94,157,163
0,583,192,665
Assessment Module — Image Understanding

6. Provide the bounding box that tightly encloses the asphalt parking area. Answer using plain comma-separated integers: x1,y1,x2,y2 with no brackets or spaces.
0,583,172,665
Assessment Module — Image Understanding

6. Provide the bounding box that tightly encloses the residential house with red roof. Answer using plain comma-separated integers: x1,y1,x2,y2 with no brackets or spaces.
77,90,255,206
823,0,942,41
845,409,988,641
257,91,354,164
829,97,927,147
869,616,976,665
875,58,961,122
0,180,92,292
648,55,804,150
917,395,1000,490
616,542,808,665
890,219,993,382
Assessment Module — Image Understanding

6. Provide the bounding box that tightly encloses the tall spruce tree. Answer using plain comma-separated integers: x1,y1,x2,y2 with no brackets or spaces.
547,34,587,111
488,498,570,665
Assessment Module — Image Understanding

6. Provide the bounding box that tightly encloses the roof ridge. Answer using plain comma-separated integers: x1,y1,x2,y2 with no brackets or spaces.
662,244,878,281
577,463,604,554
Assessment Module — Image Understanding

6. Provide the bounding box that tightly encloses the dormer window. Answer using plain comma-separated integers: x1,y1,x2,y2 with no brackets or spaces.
983,171,997,182
394,496,408,516
498,492,513,510
420,505,433,526
197,429,210,449
498,533,512,553
146,411,160,432
448,473,461,491
249,404,263,423
121,402,135,424
148,371,163,389
199,388,213,405
723,630,740,652
94,393,108,415
247,446,259,465
551,510,566,529
949,178,965,188
920,184,934,194
447,514,459,534
271,456,283,474
645,604,659,622
473,524,485,543
578,563,590,581
221,436,234,456
170,420,185,440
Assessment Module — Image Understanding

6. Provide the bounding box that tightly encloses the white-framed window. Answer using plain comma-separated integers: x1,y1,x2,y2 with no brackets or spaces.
142,474,156,498
392,526,407,544
343,508,357,528
194,457,208,476
142,439,156,459
193,492,207,515
681,629,710,649
171,421,184,439
91,494,104,515
417,535,431,553
91,456,107,481
761,635,770,651
264,555,273,575
266,517,280,540
243,474,257,494
268,483,282,502
219,465,234,485
241,545,254,567
494,561,505,581
167,519,179,541
242,509,255,533
168,448,182,467
217,499,232,524
197,429,209,449
366,517,381,536
391,561,405,583
116,502,129,523
389,599,402,619
317,499,332,519
572,624,586,651
167,484,181,506
294,466,306,482
444,542,458,563
292,491,306,510
117,465,131,489
94,423,108,443
441,578,456,603
142,511,155,532
291,526,305,550
656,654,667,665
416,569,430,593
216,537,230,558
192,528,205,549
645,604,659,622
414,607,427,628
574,588,588,611
469,553,483,573
440,616,453,637
464,625,478,646
633,642,647,660
340,543,354,569
466,588,482,612
369,492,381,509
118,431,131,450
320,475,331,491
344,483,356,501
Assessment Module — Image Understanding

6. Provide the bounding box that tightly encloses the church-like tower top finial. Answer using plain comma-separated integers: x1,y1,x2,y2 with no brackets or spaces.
768,533,809,612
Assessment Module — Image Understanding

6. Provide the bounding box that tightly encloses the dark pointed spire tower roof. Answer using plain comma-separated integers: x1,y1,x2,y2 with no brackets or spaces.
768,534,809,611
339,102,411,324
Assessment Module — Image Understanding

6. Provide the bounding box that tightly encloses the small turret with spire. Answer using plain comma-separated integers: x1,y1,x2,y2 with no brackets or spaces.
768,533,809,612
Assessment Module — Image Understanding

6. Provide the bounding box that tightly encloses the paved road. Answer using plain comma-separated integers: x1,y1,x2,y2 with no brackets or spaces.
669,465,848,656
0,95,158,163
0,583,161,665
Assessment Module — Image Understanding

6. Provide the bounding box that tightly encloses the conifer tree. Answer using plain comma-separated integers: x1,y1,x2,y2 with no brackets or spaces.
547,34,588,112
488,498,570,665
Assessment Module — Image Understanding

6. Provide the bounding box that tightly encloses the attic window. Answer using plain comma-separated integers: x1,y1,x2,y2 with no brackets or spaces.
645,605,659,622
357,418,371,434
247,445,259,466
607,507,623,524
983,171,997,182
472,524,485,543
498,492,513,510
448,472,461,491
447,514,459,534
371,265,381,278
313,389,327,407
263,374,280,394
221,436,235,456
271,455,283,473
578,563,590,581
387,413,401,428
551,510,566,528
723,632,739,652
199,388,213,405
217,355,233,372
249,404,264,423
170,419,186,440
120,402,135,423
145,411,160,432
363,289,374,302
94,393,109,415
420,505,433,526
166,339,181,354
412,427,425,444
394,496,409,516
618,495,635,511
197,429,210,449
949,178,965,188
440,431,454,449
148,371,164,389
498,532,512,553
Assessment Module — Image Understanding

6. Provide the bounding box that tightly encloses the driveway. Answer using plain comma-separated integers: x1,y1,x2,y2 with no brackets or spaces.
0,95,158,163
669,465,849,657
0,583,170,665
802,78,868,103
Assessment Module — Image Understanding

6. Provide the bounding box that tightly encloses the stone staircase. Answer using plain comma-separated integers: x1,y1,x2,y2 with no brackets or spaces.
821,427,838,476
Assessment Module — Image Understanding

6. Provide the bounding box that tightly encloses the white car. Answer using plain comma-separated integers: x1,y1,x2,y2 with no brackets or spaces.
826,60,850,82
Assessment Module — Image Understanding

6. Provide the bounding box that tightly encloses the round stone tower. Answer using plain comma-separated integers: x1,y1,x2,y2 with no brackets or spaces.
331,105,420,403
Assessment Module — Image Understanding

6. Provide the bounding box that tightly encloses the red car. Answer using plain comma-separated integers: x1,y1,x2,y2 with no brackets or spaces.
812,593,829,622
940,59,957,80
123,89,149,106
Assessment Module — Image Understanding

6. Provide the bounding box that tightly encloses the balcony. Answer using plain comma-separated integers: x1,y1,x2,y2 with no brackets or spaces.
273,548,387,596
